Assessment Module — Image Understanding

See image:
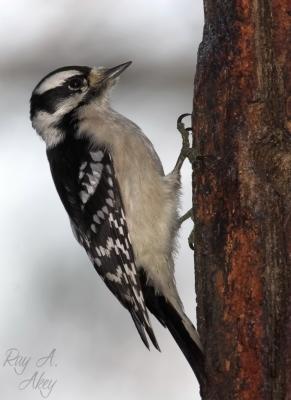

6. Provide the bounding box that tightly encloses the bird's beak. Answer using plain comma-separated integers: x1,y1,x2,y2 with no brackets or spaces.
103,61,132,81
89,61,132,87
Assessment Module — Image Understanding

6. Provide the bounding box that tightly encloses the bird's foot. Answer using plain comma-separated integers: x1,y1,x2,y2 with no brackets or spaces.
178,208,193,227
174,113,201,173
175,114,199,251
178,208,195,250
174,113,192,172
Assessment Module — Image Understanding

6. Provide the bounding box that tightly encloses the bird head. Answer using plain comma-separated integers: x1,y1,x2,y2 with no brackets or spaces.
30,61,132,147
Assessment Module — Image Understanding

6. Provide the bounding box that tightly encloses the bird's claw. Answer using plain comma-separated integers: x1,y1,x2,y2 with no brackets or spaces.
177,113,192,141
177,113,192,125
176,114,197,251
174,114,193,172
188,228,195,251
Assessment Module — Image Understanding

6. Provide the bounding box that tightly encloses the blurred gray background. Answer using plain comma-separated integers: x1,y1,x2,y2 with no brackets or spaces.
0,1,204,399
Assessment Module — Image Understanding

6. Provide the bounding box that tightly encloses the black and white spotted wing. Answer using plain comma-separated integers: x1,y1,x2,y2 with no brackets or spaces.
47,137,159,350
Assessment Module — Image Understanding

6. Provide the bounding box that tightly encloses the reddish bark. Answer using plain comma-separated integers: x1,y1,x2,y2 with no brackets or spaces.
192,1,291,399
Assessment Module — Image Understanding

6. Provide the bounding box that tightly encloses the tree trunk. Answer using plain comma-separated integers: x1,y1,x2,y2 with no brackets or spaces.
192,1,291,399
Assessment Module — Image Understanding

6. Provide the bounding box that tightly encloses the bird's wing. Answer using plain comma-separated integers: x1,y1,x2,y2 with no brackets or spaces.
50,145,159,350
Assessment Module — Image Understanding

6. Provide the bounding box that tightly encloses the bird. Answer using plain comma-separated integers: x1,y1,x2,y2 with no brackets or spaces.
30,61,205,384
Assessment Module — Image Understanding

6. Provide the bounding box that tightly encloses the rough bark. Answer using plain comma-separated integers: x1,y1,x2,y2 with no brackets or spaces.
191,1,290,399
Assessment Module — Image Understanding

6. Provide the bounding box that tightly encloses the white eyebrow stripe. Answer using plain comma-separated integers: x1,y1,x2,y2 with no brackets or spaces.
35,70,83,95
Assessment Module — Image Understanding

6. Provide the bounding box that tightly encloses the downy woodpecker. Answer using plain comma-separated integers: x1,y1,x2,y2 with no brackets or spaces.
30,62,205,384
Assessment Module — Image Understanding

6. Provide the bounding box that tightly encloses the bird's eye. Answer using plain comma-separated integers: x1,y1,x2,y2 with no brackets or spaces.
68,77,85,91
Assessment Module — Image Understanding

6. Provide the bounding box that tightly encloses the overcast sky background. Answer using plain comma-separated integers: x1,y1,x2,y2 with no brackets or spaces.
0,1,204,399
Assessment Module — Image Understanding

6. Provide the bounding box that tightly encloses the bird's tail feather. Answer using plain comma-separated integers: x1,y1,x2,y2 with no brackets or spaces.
139,270,205,385
161,299,206,386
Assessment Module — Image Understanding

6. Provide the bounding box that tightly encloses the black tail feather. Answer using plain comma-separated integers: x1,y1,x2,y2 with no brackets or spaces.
160,298,206,386
139,270,206,386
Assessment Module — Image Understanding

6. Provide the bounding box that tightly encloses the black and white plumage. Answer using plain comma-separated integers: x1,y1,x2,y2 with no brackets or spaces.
47,136,158,349
30,62,205,384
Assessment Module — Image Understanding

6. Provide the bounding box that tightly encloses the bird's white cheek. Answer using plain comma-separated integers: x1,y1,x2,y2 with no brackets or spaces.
32,111,64,148
55,93,86,115
32,92,87,148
